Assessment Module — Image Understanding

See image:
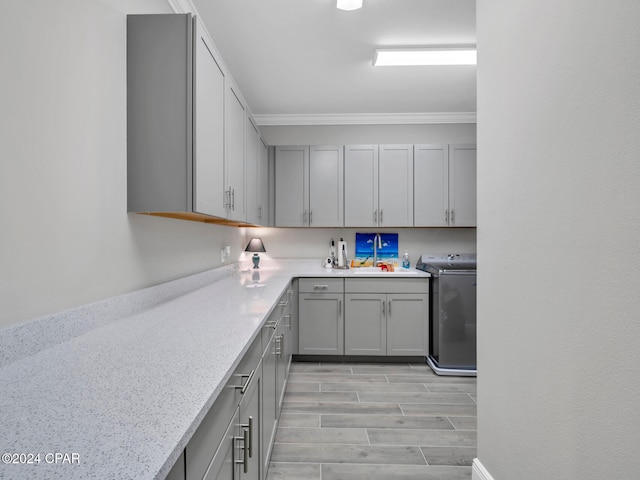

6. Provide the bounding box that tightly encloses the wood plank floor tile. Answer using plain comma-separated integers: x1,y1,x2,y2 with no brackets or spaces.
321,414,455,430
321,463,472,480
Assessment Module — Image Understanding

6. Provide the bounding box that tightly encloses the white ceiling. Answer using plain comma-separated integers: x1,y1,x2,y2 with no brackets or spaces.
189,0,476,124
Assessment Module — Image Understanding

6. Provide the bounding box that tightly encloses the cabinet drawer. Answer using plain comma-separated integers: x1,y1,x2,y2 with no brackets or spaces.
345,278,428,294
186,335,260,480
299,278,344,293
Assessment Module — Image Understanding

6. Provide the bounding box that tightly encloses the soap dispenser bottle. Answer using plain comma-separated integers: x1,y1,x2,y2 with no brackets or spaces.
402,251,410,269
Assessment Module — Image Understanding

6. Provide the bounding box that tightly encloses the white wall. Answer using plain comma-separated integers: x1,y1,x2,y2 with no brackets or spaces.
477,1,640,479
245,227,476,266
0,0,246,329
0,1,477,330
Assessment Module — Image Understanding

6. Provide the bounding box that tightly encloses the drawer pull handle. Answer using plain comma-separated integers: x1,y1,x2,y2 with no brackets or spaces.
313,285,329,289
278,300,289,307
265,320,278,330
235,427,249,473
235,369,255,395
239,416,254,458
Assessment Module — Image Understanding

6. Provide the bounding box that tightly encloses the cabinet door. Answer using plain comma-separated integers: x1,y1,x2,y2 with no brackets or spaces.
414,145,449,227
275,321,288,412
258,139,269,225
309,146,344,227
193,19,226,218
344,145,379,227
449,144,477,227
202,409,239,480
298,293,344,354
344,294,386,355
239,363,261,480
378,145,414,227
226,86,246,221
275,146,309,227
261,327,277,475
245,119,261,225
387,294,429,356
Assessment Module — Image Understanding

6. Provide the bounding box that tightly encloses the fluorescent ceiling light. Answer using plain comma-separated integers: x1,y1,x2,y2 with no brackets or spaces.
337,0,363,11
373,47,477,66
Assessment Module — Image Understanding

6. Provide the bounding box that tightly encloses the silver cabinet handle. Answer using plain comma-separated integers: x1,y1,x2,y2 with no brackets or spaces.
238,415,253,458
382,301,386,316
231,188,235,211
445,209,449,224
388,300,391,316
226,188,232,209
303,210,308,224
380,209,383,224
284,314,292,329
309,209,313,225
451,209,455,225
278,300,289,307
313,284,329,290
265,320,278,330
235,427,249,473
339,299,342,316
235,369,255,394
258,205,262,220
275,333,284,356
374,209,378,223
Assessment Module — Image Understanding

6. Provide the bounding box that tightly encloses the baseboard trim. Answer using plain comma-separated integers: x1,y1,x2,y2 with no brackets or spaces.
472,458,495,480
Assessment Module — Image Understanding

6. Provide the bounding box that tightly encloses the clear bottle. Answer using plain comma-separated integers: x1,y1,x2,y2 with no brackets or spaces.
402,251,410,269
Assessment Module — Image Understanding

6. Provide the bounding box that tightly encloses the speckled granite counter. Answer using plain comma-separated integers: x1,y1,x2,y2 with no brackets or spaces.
0,260,428,479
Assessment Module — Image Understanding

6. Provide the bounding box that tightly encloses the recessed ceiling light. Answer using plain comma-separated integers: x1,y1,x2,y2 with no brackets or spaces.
373,47,477,66
337,0,363,11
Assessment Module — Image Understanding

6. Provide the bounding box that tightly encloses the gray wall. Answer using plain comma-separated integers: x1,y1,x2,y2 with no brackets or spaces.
477,1,640,479
0,0,246,328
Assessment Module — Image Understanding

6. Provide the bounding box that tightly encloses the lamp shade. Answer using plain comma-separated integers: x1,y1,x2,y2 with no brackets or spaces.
244,238,266,253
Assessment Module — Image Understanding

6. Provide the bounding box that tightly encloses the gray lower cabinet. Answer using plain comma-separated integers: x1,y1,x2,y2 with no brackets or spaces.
166,452,186,480
202,408,240,480
298,279,344,355
344,293,387,355
261,286,292,479
344,279,429,356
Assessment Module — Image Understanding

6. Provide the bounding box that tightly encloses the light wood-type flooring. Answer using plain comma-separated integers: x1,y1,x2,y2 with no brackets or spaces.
266,361,477,480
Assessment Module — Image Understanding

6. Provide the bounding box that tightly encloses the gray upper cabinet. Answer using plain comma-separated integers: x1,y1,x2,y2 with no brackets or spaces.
414,144,477,227
344,145,413,227
193,19,226,218
414,144,449,227
275,146,308,227
275,146,344,227
309,146,344,227
344,145,379,227
378,144,414,227
127,14,226,218
245,118,267,226
225,86,246,222
449,144,477,227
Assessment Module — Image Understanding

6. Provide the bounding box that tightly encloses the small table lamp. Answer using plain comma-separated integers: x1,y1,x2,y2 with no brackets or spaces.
245,237,266,269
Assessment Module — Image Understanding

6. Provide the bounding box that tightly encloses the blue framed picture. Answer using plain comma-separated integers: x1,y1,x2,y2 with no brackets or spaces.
354,233,399,267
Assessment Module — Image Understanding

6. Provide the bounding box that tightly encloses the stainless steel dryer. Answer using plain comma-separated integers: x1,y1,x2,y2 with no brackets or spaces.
416,253,477,376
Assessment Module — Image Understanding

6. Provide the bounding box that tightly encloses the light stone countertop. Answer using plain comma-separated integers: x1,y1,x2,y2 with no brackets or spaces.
0,260,428,479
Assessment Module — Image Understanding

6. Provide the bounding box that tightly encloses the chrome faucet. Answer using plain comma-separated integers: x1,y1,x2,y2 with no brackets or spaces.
373,233,382,266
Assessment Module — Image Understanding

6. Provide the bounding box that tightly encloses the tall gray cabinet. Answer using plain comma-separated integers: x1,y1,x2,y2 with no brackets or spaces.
127,14,226,218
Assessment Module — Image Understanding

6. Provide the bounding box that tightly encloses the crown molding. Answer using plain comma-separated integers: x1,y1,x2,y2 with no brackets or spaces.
253,112,477,126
